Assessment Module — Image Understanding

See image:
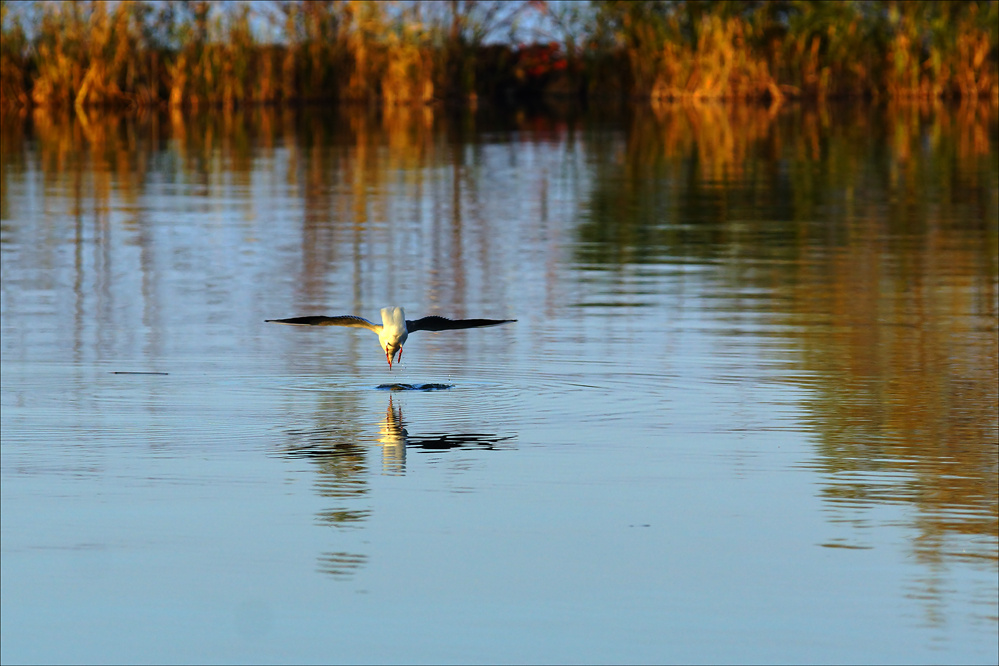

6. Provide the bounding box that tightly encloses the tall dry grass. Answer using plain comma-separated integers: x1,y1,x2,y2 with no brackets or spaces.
0,0,995,111
589,0,998,102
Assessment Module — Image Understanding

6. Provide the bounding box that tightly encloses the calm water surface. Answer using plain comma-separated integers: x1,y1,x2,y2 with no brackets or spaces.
2,102,997,664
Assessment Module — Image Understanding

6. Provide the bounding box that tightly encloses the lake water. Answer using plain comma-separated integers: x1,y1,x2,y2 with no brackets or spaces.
1,101,997,664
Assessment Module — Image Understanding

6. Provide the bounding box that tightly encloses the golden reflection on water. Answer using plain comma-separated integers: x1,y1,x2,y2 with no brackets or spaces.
579,99,997,586
377,396,407,476
789,226,998,562
2,100,996,589
762,110,998,575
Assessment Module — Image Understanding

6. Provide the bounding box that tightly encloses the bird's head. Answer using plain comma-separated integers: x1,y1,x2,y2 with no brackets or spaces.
384,342,403,369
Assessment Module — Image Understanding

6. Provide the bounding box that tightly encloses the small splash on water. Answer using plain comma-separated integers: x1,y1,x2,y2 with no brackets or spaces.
377,383,454,392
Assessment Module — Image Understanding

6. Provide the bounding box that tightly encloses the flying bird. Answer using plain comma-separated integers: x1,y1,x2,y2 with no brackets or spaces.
267,306,515,369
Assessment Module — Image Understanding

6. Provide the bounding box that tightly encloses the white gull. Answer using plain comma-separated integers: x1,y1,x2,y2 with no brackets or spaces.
267,306,515,369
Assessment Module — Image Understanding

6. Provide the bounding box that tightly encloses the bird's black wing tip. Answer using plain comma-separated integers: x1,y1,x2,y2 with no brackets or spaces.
407,315,518,332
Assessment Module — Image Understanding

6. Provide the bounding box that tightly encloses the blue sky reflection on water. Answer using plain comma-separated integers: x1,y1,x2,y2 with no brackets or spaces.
1,103,997,664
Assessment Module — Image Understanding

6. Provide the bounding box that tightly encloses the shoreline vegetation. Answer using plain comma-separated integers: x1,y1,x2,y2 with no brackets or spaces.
0,0,996,112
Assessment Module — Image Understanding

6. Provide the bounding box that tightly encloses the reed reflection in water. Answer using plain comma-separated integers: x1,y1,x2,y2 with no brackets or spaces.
1,99,996,663
575,100,998,638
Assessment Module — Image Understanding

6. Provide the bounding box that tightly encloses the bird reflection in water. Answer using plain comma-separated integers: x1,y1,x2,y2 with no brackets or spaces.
277,393,514,479
376,394,515,476
316,551,368,579
276,392,514,578
377,396,408,475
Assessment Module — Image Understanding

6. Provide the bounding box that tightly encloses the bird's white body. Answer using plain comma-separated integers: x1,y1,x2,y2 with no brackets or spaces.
267,305,515,369
377,307,408,366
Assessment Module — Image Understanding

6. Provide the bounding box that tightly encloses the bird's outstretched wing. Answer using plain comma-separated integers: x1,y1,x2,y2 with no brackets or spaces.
266,315,380,331
406,316,516,333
